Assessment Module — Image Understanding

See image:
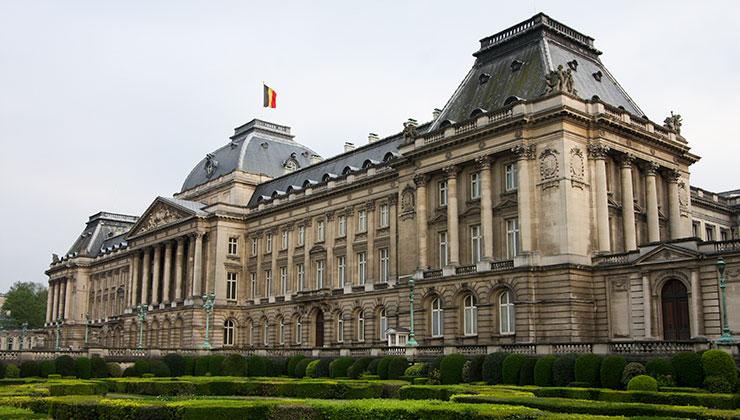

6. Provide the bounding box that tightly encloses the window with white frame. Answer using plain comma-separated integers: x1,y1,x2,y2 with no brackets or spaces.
706,224,716,241
463,295,478,336
337,318,344,342
298,226,305,245
282,230,288,249
357,252,367,285
471,225,482,264
379,204,389,227
358,210,367,232
280,267,287,295
439,231,448,267
316,259,325,289
439,180,448,206
317,220,325,241
249,322,254,346
500,291,515,334
279,319,285,344
471,172,481,199
251,238,258,256
226,272,237,301
228,237,238,255
380,309,388,341
263,323,269,346
337,256,346,287
506,218,520,259
265,269,272,297
296,319,302,344
379,248,389,282
357,312,365,341
692,221,700,238
338,215,346,236
431,298,444,337
297,263,305,291
223,319,235,345
505,162,518,191
266,233,273,252
250,272,256,298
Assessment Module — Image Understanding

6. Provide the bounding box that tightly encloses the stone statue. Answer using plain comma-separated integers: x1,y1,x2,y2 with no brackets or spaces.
545,65,577,95
663,111,682,134
402,121,419,143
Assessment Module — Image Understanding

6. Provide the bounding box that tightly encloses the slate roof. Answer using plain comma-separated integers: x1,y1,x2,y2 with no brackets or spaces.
65,212,138,258
159,196,209,215
430,13,643,130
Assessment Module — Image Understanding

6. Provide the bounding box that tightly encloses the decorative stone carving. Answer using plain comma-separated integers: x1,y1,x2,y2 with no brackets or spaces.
678,181,689,207
569,147,585,180
663,111,682,134
539,147,560,180
511,144,535,160
138,203,188,234
642,161,660,176
611,278,628,291
413,173,429,188
402,120,419,144
544,64,577,95
387,193,398,205
365,200,376,211
442,165,459,180
325,210,334,221
344,205,354,216
401,185,415,215
618,153,635,168
204,153,219,178
587,143,609,159
475,155,493,170
663,168,681,183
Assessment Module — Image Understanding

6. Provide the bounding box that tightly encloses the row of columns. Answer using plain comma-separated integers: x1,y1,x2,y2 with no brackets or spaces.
46,277,73,323
89,269,128,320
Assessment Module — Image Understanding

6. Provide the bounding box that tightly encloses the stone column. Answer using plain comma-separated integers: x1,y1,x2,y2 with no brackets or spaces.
325,213,334,289
286,225,294,293
141,248,151,305
444,165,460,266
65,277,74,319
344,208,354,286
51,281,59,322
186,236,194,301
589,144,611,252
690,270,702,337
644,162,660,243
477,156,494,260
151,244,161,306
255,231,263,296
620,154,637,251
642,274,652,339
388,193,398,278
366,200,376,283
59,280,67,320
46,281,54,323
103,273,110,318
174,237,184,303
130,252,139,308
414,174,429,269
513,144,535,253
666,169,682,240
162,241,172,306
270,229,278,294
192,232,204,298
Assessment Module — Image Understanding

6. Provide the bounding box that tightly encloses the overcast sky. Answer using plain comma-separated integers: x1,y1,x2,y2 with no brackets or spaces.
1,1,738,292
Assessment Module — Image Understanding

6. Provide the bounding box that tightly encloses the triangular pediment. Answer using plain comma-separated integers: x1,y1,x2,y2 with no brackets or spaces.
127,197,199,238
633,244,699,265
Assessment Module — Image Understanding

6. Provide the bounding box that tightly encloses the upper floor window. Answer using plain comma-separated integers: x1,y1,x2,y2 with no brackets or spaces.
358,210,367,232
505,162,518,191
316,259,325,289
281,230,288,249
265,269,272,296
337,318,344,342
228,237,238,255
500,291,515,334
506,218,520,259
297,263,305,291
337,256,347,287
338,215,346,236
296,319,302,344
380,309,388,341
250,272,256,298
279,319,286,345
706,224,716,241
223,319,235,346
357,252,367,285
266,233,273,253
692,221,701,238
379,248,389,283
263,323,269,346
439,231,448,267
471,225,482,264
280,267,287,295
463,295,478,336
471,172,481,199
431,298,444,337
317,220,325,241
251,238,258,256
298,226,305,245
721,229,730,241
439,180,448,206
226,272,237,301
379,204,389,227
357,312,365,341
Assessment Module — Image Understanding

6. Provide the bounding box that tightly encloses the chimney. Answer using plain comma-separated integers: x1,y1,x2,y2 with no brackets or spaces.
433,108,442,119
310,154,322,165
368,133,379,143
344,142,355,152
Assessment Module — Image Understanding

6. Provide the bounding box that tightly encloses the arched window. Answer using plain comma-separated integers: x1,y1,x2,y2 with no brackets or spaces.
357,312,365,341
500,291,515,334
279,318,285,344
431,298,444,337
463,295,478,336
337,317,344,342
263,322,269,346
296,318,302,344
223,319,235,346
380,309,388,341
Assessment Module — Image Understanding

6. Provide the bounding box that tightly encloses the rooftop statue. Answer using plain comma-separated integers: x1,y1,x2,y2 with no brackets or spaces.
664,111,682,134
544,64,577,95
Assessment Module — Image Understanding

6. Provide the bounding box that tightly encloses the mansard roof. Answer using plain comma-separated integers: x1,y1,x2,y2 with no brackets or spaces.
64,212,138,258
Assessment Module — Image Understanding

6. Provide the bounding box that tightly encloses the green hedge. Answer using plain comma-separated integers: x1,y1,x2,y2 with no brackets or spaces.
105,363,121,378
347,357,373,379
133,360,149,377
534,356,556,387
620,362,645,387
600,355,627,390
462,355,485,383
440,354,467,385
248,355,267,377
481,352,508,385
398,385,472,401
388,356,408,380
645,358,675,380
39,360,55,378
183,355,195,376
90,357,107,379
502,353,527,385
574,354,602,387
329,357,353,378
74,358,92,380
294,358,313,378
194,356,209,376
518,357,537,386
149,360,171,378
208,355,224,377
627,375,658,392
552,354,576,387
221,354,248,377
367,358,381,375
48,381,109,396
671,351,703,388
54,356,75,377
702,349,737,386
162,354,185,377
286,355,305,378
377,356,394,380
20,361,39,378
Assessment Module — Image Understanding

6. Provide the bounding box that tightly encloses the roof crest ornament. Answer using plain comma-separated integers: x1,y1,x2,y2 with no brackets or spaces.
663,111,682,135
544,64,577,96
204,153,219,178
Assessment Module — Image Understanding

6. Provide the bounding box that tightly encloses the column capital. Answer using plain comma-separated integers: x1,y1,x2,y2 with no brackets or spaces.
442,165,459,180
303,217,313,227
475,155,494,170
663,168,681,182
587,143,610,159
387,193,398,205
511,144,535,160
325,210,335,221
344,205,354,216
642,161,660,176
175,236,186,244
284,222,294,231
413,173,429,187
618,153,635,168
163,240,174,249
365,199,376,211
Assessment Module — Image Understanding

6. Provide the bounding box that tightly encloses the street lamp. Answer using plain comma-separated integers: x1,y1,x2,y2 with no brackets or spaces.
201,293,216,349
55,317,61,350
0,326,4,350
20,322,27,350
85,313,90,345
407,278,418,347
136,304,148,349
717,258,735,344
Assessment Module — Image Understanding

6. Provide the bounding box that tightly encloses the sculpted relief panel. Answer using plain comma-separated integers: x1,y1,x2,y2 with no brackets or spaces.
137,203,189,234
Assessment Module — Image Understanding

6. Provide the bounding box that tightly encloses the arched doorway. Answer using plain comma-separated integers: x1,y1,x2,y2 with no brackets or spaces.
315,310,324,347
662,279,690,340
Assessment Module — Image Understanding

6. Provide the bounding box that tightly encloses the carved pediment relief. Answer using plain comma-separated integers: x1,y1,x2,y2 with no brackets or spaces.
633,245,699,265
130,201,190,237
309,244,326,255
495,196,518,210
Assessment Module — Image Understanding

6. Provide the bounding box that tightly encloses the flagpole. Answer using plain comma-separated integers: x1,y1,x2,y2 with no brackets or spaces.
260,81,264,120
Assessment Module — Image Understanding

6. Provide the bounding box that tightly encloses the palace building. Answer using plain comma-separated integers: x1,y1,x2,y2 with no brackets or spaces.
39,14,740,355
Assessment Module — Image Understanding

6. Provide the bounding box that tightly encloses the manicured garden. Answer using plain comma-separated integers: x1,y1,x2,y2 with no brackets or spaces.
0,349,738,419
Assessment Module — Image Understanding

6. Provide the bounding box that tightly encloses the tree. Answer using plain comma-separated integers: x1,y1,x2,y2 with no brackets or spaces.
2,282,47,329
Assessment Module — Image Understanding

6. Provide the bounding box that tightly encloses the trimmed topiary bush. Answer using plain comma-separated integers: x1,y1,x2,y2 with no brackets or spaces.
183,355,195,376
702,349,737,386
162,354,185,377
314,358,332,378
627,374,659,391
552,354,577,387
574,354,603,387
482,352,508,385
671,351,703,388
248,355,267,377
329,357,353,378
122,366,137,377
106,362,122,378
149,360,171,377
0,361,5,379
208,355,224,376
463,355,486,383
287,355,306,377
264,358,275,376
461,361,473,383
348,357,373,379
306,360,320,378
133,360,150,377
91,357,108,378
75,357,92,379
645,358,675,380
600,355,627,390
388,356,408,380
704,375,733,394
423,355,445,379
621,362,646,386
440,353,467,385
404,363,425,377
295,358,314,378
367,358,381,375
534,356,556,387
221,354,248,377
194,356,210,376
54,355,75,377
519,357,537,386
39,360,55,378
19,361,39,378
502,353,527,385
5,365,19,378
377,356,394,380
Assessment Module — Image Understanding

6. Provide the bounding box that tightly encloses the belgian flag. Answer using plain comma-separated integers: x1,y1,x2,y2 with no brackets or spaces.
263,84,277,108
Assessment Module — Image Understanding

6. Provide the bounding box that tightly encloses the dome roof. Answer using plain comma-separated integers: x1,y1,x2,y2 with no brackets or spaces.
180,119,318,192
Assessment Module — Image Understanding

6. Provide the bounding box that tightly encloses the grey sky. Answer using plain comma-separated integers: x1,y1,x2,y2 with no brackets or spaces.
1,1,738,292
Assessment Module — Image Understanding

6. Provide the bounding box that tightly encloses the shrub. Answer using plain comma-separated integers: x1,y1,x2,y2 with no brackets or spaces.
162,354,185,377
702,349,737,386
149,360,171,377
5,365,19,378
142,373,155,378
295,358,313,378
91,357,107,378
704,375,733,394
482,352,508,385
329,357,353,378
19,360,39,378
122,366,137,377
287,355,306,377
367,358,381,375
388,356,408,380
348,357,373,379
208,355,224,376
645,358,675,380
314,358,332,378
404,363,425,377
534,356,556,387
672,351,703,388
424,355,445,379
264,358,275,376
221,354,248,377
464,355,485,383
133,360,150,377
194,356,210,376
0,361,5,379
39,360,55,378
621,362,646,386
440,353,467,385
574,354,602,387
47,373,61,379
54,355,75,377
502,353,527,385
106,362,122,378
248,355,267,377
627,374,658,391
377,356,394,380
306,360,320,378
552,354,577,387
183,355,195,376
600,355,627,390
75,357,92,379
519,357,537,386
461,361,473,383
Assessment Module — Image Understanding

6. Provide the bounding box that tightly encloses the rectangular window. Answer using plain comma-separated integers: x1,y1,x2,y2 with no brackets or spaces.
266,233,273,253
263,324,269,346
282,230,288,249
250,272,256,298
296,320,302,344
721,229,730,241
298,226,305,245
338,215,346,236
317,220,325,241
251,238,258,256
280,267,287,295
379,248,389,283
249,323,254,346
471,172,481,199
439,231,448,267
226,272,237,301
265,269,272,297
358,316,365,341
471,225,482,264
692,221,701,238
506,218,520,259
337,318,344,342
228,237,238,255
297,263,305,291
316,259,325,289
505,162,518,191
337,256,346,287
279,321,285,344
379,204,389,227
706,225,716,241
357,252,367,285
358,210,367,232
439,181,448,206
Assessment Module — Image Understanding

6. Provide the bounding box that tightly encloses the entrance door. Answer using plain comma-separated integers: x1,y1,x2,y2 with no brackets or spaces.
662,280,690,340
315,311,324,347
